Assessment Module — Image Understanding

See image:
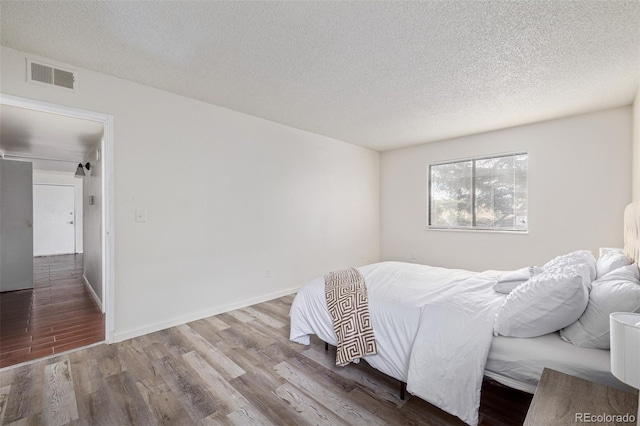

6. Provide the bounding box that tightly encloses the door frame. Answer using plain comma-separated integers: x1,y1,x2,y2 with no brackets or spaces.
33,183,77,256
1,93,115,343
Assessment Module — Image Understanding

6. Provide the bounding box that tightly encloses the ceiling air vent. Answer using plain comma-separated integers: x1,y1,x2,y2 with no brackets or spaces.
27,59,76,91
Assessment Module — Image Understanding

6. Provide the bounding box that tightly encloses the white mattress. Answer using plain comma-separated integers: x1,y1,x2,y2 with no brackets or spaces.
290,261,485,383
485,332,629,394
290,261,506,425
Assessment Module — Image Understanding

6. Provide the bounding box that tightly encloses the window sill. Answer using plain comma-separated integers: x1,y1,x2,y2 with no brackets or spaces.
426,227,529,235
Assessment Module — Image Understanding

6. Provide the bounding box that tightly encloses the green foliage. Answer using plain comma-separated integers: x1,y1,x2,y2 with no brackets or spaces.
429,154,527,230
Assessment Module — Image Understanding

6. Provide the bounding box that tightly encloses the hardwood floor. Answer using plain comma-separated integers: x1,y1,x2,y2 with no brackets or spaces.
0,254,105,368
0,294,532,425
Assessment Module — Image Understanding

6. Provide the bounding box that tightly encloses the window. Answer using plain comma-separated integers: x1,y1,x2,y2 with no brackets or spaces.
428,152,528,231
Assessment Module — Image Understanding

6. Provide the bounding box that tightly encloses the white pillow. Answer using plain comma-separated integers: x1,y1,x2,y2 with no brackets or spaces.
494,267,590,338
560,264,640,349
596,251,631,279
493,266,542,294
543,250,596,288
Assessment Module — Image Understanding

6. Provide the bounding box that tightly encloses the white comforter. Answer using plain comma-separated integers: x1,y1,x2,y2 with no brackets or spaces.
289,261,506,426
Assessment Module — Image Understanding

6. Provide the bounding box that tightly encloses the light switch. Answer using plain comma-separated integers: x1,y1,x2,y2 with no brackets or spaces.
135,209,147,223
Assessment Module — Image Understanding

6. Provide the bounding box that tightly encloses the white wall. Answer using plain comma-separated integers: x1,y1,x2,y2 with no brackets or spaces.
33,170,83,253
381,107,632,271
82,144,102,308
633,82,640,202
0,46,380,340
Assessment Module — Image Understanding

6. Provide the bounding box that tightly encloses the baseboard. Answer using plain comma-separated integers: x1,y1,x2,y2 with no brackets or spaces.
113,286,300,343
83,275,104,313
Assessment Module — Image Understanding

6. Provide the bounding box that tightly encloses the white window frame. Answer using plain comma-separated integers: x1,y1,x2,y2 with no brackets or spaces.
428,152,528,233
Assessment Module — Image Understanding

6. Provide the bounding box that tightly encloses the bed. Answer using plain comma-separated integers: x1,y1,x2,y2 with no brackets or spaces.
289,203,640,426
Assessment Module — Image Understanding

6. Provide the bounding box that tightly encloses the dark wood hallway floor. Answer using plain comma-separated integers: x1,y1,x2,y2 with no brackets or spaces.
0,254,105,368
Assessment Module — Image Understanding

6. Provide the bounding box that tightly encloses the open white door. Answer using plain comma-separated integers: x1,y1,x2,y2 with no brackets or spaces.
0,159,34,292
33,184,75,256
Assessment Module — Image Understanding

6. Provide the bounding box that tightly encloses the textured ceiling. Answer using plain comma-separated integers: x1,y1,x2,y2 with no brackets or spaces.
0,104,103,172
1,1,639,151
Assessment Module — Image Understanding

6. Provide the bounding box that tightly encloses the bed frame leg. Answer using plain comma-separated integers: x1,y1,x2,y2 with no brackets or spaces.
325,342,329,351
400,382,406,400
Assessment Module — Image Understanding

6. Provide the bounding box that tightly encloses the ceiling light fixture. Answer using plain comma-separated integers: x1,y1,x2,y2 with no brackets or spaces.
75,162,91,178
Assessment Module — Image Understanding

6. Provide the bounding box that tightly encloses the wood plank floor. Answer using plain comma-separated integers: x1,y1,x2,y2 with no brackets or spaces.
0,294,532,425
0,254,105,368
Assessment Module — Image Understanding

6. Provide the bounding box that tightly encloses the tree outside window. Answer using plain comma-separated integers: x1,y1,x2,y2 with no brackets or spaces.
429,153,527,231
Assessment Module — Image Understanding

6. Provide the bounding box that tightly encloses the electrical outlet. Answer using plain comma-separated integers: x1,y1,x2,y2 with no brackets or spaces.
411,252,417,260
266,269,271,278
135,209,147,223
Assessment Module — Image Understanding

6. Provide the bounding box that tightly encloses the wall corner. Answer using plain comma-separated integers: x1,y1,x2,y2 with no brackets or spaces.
632,76,640,202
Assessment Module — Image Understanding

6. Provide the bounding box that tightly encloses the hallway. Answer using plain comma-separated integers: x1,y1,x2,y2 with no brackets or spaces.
0,254,104,368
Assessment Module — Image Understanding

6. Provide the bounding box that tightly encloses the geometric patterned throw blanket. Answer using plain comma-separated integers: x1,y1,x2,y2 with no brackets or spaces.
324,267,377,367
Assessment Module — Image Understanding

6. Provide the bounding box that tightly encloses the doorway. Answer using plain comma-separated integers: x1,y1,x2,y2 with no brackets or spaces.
0,94,114,367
